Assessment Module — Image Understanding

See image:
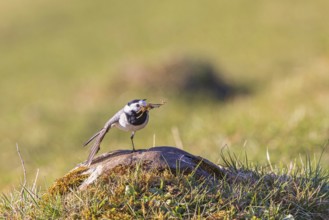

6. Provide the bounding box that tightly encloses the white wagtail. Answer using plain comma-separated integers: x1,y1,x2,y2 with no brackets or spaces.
83,99,164,166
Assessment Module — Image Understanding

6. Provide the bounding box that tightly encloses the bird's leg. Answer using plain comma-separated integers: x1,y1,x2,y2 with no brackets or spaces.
130,131,136,152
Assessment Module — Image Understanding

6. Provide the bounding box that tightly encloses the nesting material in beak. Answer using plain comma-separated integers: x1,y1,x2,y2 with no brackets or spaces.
137,100,166,116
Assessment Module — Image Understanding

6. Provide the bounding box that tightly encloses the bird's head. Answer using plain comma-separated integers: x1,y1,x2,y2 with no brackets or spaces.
124,99,148,114
124,99,166,115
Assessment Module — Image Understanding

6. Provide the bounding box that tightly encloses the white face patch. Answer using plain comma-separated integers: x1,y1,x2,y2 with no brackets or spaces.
139,99,147,107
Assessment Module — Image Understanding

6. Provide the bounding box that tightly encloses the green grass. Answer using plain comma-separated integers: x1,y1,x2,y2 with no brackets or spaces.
1,0,329,205
1,152,328,219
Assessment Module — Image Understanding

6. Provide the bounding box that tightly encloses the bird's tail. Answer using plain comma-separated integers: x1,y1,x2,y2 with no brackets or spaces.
85,127,110,166
83,130,102,147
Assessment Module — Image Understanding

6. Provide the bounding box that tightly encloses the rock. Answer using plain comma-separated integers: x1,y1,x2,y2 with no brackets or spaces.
54,146,227,192
78,146,226,190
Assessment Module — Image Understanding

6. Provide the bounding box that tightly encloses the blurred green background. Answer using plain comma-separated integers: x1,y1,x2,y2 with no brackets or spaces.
1,1,329,192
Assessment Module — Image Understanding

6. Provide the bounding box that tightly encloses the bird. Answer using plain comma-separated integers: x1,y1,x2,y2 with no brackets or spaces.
83,99,164,166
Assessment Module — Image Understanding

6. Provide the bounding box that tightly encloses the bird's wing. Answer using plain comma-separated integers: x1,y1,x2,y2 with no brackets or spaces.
85,109,123,166
104,109,123,131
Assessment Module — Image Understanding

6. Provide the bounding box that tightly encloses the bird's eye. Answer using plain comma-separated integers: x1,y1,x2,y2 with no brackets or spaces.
136,104,140,108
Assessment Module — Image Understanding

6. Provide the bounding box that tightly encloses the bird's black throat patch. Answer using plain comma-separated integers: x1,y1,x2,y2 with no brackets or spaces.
126,111,148,125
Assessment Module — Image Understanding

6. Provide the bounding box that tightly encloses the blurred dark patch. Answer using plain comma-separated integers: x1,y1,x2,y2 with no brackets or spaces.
116,56,248,101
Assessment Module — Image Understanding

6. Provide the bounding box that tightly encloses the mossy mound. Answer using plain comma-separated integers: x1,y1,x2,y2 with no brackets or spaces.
40,150,329,219
47,166,89,196
2,147,328,219
48,146,226,194
45,166,218,219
